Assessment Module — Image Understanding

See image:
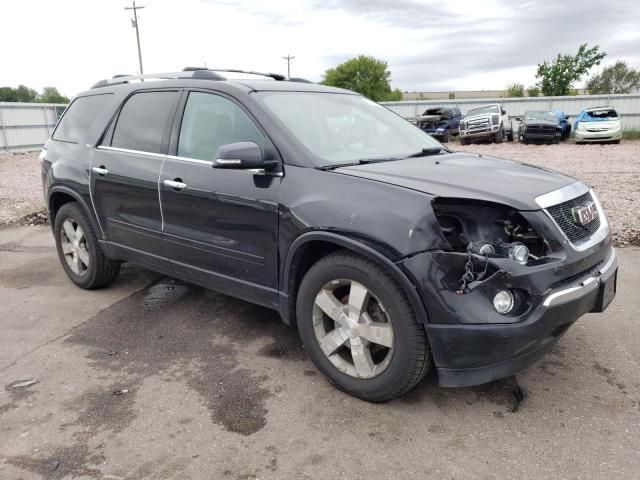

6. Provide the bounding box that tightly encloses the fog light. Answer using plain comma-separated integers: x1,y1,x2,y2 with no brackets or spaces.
493,290,514,314
509,243,529,265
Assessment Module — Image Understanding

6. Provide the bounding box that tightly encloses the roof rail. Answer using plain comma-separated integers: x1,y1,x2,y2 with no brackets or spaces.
90,69,225,89
183,67,286,81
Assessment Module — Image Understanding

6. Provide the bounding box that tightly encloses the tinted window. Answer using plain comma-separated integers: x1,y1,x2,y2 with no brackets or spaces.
178,92,264,160
111,91,178,154
52,94,112,143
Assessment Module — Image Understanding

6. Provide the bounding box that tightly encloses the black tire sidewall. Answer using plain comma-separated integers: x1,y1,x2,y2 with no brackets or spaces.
297,255,426,400
54,203,100,288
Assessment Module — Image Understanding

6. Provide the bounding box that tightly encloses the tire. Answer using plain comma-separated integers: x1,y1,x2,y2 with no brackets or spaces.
296,251,430,402
441,129,451,143
54,202,120,289
612,139,621,144
507,130,514,142
460,137,469,145
494,125,504,143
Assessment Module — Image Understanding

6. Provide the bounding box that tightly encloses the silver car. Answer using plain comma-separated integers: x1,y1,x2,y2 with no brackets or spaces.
574,106,622,144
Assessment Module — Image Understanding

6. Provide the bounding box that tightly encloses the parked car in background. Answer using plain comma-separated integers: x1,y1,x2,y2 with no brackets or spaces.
516,111,563,144
574,106,622,144
459,103,513,144
554,110,571,140
414,107,462,143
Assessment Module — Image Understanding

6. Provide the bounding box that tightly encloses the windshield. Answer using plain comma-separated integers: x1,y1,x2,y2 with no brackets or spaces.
585,109,618,119
524,111,558,122
256,92,441,165
466,105,500,116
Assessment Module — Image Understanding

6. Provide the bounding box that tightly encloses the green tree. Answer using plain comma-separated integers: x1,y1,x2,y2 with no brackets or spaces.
0,87,18,102
535,43,606,96
506,82,524,97
38,87,70,104
448,92,455,99
526,86,540,97
14,84,39,102
586,61,640,94
385,88,403,101
322,55,400,102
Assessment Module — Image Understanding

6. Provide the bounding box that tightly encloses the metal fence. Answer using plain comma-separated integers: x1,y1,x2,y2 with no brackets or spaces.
0,102,67,153
381,94,640,131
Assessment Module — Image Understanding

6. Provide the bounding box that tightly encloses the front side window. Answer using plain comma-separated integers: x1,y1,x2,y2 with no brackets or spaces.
52,94,112,143
178,92,265,160
110,91,178,154
257,92,440,165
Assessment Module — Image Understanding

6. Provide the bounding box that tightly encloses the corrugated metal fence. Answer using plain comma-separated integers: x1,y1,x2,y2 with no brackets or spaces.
0,102,67,153
381,94,640,131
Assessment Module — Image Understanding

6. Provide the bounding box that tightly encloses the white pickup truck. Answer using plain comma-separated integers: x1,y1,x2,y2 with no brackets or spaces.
459,103,514,145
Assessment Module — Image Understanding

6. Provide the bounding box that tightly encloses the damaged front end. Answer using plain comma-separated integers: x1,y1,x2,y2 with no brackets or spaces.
398,195,616,387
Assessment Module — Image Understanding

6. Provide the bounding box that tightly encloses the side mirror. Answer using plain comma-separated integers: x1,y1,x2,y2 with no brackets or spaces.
213,142,265,169
514,116,522,121
564,115,569,120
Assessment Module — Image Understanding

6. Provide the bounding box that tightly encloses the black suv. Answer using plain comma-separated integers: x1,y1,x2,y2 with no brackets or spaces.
41,68,617,402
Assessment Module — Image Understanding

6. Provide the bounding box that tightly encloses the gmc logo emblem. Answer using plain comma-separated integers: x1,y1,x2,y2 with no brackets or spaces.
572,202,598,226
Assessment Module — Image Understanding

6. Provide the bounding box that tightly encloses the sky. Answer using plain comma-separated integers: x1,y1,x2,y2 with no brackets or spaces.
2,0,639,97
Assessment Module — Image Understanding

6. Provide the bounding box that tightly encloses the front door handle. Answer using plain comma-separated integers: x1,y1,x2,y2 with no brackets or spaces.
164,179,187,190
92,166,109,176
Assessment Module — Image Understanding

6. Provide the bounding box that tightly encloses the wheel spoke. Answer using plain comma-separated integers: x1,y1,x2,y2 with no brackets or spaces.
75,225,85,244
350,341,375,378
71,253,81,274
314,289,344,322
62,220,76,242
61,243,74,255
347,281,369,319
77,248,90,267
318,328,348,356
359,322,394,348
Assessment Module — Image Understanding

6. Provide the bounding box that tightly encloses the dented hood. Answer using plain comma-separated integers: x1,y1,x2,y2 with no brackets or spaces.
334,152,578,211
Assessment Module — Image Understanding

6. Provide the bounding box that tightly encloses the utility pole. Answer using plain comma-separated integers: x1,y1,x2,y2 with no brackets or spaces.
125,1,145,75
282,54,295,79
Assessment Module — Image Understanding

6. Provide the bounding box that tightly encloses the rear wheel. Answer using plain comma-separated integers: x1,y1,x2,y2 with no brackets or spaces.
296,251,430,402
54,202,120,289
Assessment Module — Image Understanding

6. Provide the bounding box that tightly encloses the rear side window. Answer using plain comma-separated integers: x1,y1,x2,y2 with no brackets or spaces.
110,91,178,154
178,92,264,160
52,94,112,143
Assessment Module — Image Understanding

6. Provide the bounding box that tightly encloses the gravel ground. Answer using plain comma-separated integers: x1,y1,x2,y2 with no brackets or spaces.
453,140,640,246
1,142,639,244
0,152,44,225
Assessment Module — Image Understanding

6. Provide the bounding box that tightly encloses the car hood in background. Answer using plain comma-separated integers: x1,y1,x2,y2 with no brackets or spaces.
522,119,559,127
579,120,620,129
334,153,578,211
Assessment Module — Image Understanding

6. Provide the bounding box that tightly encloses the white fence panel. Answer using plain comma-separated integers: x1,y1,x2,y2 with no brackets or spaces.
0,102,67,152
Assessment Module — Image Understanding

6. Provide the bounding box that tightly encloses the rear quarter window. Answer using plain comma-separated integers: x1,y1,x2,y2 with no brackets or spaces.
52,94,113,143
109,91,179,154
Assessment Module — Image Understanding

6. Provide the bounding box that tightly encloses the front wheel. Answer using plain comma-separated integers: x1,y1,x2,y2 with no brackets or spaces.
441,129,451,143
296,251,430,402
54,202,120,289
460,137,469,145
494,125,504,143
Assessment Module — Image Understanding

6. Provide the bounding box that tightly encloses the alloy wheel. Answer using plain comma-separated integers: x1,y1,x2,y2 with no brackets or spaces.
60,218,90,276
312,279,394,379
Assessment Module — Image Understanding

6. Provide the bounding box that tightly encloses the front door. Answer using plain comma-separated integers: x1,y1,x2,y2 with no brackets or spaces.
91,90,180,270
159,91,280,308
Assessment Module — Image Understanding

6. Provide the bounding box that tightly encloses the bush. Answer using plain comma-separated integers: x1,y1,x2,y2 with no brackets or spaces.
506,83,524,97
526,86,540,97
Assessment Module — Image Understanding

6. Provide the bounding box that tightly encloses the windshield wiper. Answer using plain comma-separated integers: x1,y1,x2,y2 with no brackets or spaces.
405,147,452,158
317,157,400,171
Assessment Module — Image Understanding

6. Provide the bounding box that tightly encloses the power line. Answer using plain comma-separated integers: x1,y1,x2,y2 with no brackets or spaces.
282,54,295,79
125,1,145,75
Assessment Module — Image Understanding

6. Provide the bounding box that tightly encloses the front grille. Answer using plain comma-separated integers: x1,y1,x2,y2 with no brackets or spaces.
527,125,556,135
546,191,601,244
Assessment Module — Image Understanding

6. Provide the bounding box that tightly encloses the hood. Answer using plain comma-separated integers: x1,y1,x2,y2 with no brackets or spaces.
334,152,578,211
522,119,559,127
579,120,620,129
464,113,494,121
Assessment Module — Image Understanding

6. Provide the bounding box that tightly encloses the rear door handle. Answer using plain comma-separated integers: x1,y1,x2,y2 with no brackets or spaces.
92,166,109,176
164,179,187,190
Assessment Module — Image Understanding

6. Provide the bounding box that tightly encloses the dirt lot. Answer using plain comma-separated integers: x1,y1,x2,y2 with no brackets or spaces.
2,141,639,244
1,226,639,479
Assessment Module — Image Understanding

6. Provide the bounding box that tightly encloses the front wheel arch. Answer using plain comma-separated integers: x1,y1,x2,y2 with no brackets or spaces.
282,232,430,328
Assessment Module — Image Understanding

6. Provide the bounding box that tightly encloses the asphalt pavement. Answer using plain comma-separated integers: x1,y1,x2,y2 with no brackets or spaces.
1,226,639,479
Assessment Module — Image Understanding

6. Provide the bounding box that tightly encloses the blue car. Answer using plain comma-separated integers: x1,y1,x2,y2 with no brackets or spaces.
554,110,571,139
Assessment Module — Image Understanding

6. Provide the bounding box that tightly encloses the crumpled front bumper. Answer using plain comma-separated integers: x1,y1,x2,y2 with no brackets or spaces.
400,245,617,387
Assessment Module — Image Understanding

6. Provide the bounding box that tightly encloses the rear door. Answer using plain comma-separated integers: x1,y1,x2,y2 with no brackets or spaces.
159,90,281,308
91,90,180,270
